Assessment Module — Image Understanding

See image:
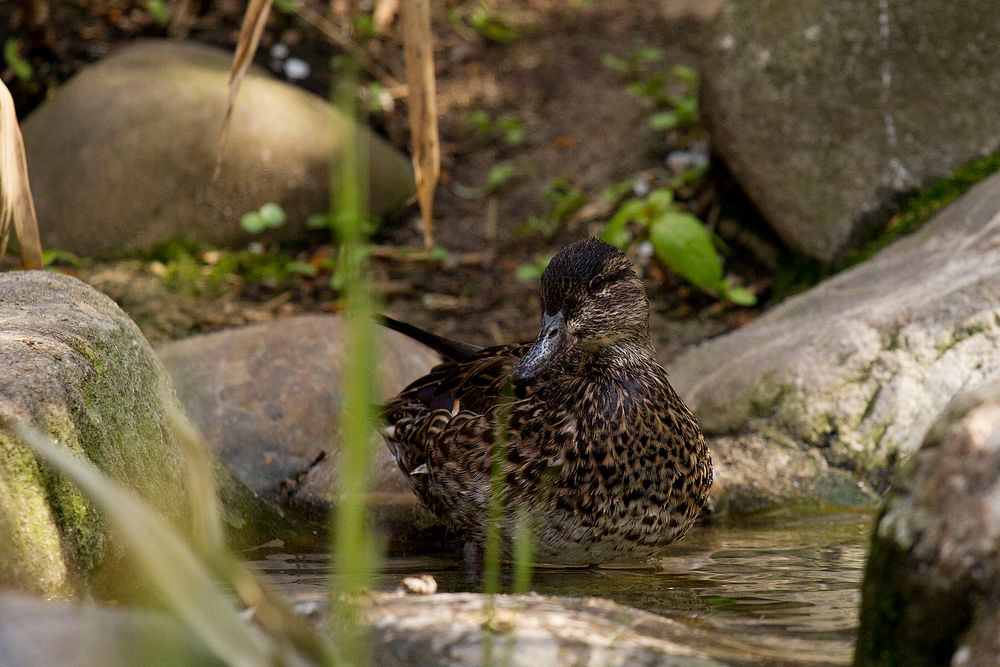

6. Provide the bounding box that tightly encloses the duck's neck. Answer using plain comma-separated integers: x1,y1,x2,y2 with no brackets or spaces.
584,336,656,370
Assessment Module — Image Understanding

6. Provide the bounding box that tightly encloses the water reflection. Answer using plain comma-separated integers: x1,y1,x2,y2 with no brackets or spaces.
252,510,873,666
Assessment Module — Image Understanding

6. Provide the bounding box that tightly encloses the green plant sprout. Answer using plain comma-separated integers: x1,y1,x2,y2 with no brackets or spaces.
451,2,520,43
603,48,700,132
3,39,34,82
515,177,586,239
146,0,171,26
464,110,527,146
240,202,287,234
515,252,555,282
603,188,756,306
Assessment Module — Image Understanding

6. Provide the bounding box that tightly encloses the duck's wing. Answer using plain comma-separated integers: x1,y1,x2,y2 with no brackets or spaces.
378,314,482,362
388,343,530,417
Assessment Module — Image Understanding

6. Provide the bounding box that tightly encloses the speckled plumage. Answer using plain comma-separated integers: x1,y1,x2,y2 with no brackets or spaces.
382,239,712,564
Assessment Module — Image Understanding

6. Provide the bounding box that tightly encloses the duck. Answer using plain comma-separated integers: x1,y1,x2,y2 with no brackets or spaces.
380,238,712,566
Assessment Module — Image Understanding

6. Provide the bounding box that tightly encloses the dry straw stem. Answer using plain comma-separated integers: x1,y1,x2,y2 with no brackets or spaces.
400,0,440,248
0,79,42,269
214,0,274,180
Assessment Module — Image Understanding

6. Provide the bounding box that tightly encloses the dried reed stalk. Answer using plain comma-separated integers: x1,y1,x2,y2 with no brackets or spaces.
400,0,439,248
213,0,273,179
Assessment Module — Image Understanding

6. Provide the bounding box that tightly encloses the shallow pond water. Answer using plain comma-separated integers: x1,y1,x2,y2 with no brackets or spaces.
252,510,873,666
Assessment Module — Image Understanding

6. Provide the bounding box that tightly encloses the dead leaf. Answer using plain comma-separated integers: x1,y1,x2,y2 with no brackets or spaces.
0,79,42,270
213,0,274,180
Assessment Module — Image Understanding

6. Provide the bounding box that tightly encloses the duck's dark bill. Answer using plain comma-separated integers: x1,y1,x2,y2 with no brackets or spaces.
513,311,571,382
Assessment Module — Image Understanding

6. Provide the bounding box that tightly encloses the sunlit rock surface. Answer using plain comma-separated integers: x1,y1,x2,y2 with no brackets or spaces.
855,382,1000,666
669,170,1000,512
157,315,441,544
702,1,1000,261
22,39,415,257
0,271,188,596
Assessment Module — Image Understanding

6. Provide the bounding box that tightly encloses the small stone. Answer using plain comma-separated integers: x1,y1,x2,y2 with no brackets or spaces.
283,57,310,80
398,575,438,595
269,42,289,60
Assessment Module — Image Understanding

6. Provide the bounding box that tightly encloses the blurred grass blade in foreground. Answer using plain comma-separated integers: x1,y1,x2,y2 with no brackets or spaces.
329,57,381,667
400,0,440,248
167,401,330,664
214,0,274,179
0,78,42,269
12,422,308,667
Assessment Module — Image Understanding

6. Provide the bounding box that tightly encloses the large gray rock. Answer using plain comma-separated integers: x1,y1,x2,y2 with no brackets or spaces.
0,271,188,596
157,315,441,543
669,169,1000,512
23,40,415,257
855,382,1000,667
703,1,1000,261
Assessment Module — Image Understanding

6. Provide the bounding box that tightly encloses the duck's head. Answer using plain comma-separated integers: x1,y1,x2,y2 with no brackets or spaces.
513,238,650,382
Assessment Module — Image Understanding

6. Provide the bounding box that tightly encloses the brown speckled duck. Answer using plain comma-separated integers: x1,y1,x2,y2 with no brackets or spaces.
381,238,712,565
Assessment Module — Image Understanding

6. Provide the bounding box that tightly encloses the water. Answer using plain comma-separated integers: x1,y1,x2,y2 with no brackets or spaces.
252,510,873,666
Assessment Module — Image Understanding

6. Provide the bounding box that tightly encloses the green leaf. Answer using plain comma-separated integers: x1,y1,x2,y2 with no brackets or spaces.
646,188,674,213
3,39,33,81
600,53,629,74
649,111,679,131
515,263,542,282
240,212,267,234
649,211,725,293
285,260,318,277
637,47,665,63
258,202,286,229
723,283,757,306
146,0,170,25
672,64,698,88
307,213,330,229
487,163,517,189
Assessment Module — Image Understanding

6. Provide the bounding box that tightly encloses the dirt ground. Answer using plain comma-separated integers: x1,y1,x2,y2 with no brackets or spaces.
2,0,775,360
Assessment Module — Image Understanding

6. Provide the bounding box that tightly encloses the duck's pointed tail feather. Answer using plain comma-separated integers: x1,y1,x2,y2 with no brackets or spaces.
376,314,482,362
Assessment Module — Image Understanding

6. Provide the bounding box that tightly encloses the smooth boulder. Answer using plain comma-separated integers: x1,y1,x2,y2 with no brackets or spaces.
157,315,441,542
0,271,189,596
668,169,1000,512
702,1,1000,261
23,40,415,257
855,382,1000,666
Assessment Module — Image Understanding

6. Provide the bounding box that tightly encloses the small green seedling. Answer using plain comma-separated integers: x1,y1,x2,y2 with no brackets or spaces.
515,253,555,282
3,39,33,81
240,202,287,234
464,110,526,146
603,188,755,306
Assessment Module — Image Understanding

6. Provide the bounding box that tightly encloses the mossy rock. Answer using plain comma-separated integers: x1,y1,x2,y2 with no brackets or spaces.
854,382,1000,665
0,271,191,595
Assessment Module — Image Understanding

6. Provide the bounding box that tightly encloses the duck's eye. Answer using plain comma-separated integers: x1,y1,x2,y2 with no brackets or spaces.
588,275,612,294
